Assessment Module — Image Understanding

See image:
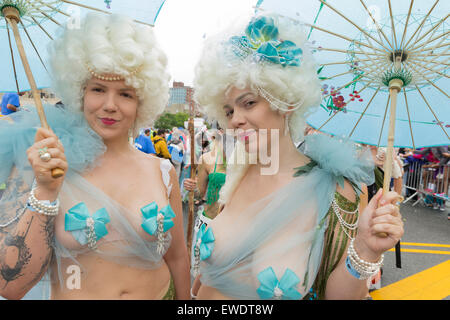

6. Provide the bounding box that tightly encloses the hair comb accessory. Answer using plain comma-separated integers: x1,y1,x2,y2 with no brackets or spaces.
229,16,303,68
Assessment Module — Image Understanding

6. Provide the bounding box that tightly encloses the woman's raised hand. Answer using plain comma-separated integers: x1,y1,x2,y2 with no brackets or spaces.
26,128,68,200
354,189,404,261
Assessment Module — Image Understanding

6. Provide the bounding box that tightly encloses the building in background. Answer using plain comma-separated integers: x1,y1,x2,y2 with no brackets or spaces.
167,81,203,117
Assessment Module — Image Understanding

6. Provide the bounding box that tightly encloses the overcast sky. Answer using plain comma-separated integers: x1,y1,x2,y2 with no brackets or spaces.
153,0,256,86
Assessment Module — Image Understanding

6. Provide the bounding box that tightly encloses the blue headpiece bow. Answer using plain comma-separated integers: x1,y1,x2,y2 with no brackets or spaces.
229,16,303,67
141,202,176,236
65,202,111,241
257,267,302,300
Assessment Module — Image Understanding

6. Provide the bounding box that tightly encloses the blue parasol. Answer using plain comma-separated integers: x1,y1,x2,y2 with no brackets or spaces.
0,0,166,93
256,0,448,253
0,0,166,177
256,0,449,192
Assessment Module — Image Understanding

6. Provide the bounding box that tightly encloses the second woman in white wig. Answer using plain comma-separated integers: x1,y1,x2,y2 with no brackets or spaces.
191,14,403,300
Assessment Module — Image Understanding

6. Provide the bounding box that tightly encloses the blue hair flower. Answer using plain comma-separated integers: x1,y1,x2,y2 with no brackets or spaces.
230,16,303,67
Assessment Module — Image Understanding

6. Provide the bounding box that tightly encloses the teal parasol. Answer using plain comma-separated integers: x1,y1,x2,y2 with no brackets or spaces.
256,0,449,194
0,0,166,177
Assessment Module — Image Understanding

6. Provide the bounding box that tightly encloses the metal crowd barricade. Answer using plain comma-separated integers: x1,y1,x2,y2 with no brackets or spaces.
403,162,449,206
418,164,449,204
402,160,424,206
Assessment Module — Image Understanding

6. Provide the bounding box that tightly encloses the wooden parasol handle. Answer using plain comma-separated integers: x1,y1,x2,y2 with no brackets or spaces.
187,117,197,253
4,9,64,179
378,79,403,238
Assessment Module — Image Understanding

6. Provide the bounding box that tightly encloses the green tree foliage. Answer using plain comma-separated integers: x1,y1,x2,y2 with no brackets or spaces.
154,112,190,130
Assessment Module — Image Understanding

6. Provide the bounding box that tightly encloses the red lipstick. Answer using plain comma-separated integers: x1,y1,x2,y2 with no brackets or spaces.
238,130,255,142
101,118,117,125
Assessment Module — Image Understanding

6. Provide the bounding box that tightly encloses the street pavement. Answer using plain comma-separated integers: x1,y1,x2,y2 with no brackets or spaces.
371,201,450,300
2,194,449,300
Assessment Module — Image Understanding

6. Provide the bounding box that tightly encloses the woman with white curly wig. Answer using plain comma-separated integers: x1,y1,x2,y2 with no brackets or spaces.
0,13,190,300
190,13,403,300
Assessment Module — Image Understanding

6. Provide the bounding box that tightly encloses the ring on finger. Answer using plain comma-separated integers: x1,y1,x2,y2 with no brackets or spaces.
38,147,52,162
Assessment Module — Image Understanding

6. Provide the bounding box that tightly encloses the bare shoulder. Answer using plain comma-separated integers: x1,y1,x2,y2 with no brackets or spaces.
132,149,162,172
335,179,357,203
131,149,178,187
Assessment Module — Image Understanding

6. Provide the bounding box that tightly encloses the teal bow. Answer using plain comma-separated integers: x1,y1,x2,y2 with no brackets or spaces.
65,202,110,241
257,267,302,300
195,224,215,261
230,16,302,67
140,202,175,236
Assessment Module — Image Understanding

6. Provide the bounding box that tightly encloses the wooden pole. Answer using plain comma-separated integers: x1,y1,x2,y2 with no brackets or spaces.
187,106,197,252
379,78,403,238
3,7,64,178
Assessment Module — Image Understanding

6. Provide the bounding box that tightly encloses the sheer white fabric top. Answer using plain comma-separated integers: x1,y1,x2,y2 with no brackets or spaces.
196,134,374,300
53,158,174,276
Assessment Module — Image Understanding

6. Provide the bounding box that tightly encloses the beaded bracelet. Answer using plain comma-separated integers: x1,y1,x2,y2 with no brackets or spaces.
27,186,60,216
346,238,384,280
190,287,197,300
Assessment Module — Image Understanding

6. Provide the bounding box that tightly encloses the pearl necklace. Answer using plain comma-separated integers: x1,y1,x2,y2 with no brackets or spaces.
256,85,304,112
331,199,358,240
85,64,141,81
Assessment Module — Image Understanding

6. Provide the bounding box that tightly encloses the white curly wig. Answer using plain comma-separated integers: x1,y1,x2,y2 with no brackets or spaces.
48,13,170,135
194,13,322,204
194,13,322,143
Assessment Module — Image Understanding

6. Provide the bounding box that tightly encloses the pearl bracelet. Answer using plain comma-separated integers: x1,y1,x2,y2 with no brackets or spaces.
346,238,384,280
348,239,384,269
190,287,197,300
27,187,60,216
